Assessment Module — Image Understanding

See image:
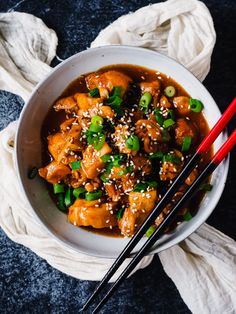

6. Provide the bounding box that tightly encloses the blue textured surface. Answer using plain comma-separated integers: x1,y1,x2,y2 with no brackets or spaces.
0,1,235,313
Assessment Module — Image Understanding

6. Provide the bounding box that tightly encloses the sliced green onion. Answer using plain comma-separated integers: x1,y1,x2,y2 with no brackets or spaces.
112,154,126,167
28,167,38,179
118,166,134,176
88,88,99,97
189,98,204,112
163,118,175,128
65,188,73,207
89,115,104,133
73,187,86,199
125,135,140,151
53,183,65,194
155,109,164,126
145,225,156,237
85,190,102,201
139,92,152,111
163,154,181,164
200,183,213,191
100,173,111,183
101,154,112,163
112,86,122,97
93,133,106,150
107,95,123,113
71,161,81,170
116,208,125,220
133,181,158,192
164,86,176,97
168,109,175,120
57,193,67,212
104,162,113,175
183,212,193,221
181,136,192,152
149,152,164,160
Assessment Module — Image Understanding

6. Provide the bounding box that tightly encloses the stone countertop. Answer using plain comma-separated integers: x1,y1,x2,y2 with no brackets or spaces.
0,1,235,313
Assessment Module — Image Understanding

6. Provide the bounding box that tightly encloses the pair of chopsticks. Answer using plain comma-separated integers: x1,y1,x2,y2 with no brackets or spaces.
81,98,236,313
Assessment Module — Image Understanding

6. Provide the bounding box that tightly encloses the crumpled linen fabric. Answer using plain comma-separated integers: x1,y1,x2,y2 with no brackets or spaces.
0,1,236,313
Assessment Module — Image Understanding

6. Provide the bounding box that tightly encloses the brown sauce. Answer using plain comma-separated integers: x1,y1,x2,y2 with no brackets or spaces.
41,64,213,237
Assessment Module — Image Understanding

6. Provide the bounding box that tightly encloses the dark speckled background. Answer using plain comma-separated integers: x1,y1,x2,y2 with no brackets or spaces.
0,1,235,313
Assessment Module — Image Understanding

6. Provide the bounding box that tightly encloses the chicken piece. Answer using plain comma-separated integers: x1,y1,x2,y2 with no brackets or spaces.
69,199,117,229
159,150,184,181
86,70,132,98
185,168,198,186
118,190,157,236
135,119,162,153
66,168,87,188
85,177,101,192
140,80,161,106
132,154,152,175
175,118,197,146
60,118,76,132
81,143,112,179
105,183,121,202
113,124,137,156
48,124,83,163
159,95,172,109
109,165,136,193
38,161,70,184
173,96,191,115
54,96,77,112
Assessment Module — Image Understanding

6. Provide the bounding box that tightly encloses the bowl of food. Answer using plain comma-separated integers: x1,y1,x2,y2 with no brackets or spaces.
16,45,229,258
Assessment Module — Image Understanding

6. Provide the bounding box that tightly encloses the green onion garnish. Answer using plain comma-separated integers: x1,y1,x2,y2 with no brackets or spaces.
107,95,123,115
112,154,126,167
163,154,181,164
92,133,106,150
65,188,73,207
73,187,86,199
162,129,171,142
101,154,112,163
164,86,176,97
133,181,157,192
183,212,193,221
168,109,175,120
145,225,156,237
189,98,204,112
118,166,134,176
149,152,164,160
112,86,122,97
57,193,67,212
89,115,104,133
125,135,140,151
200,183,213,191
53,183,65,194
28,167,38,179
88,88,99,97
181,136,192,152
139,92,152,111
100,173,111,183
155,109,164,126
85,190,102,201
116,208,125,220
71,161,81,170
163,118,175,128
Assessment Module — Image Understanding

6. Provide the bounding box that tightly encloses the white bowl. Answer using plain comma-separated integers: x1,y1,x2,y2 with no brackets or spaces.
16,46,229,258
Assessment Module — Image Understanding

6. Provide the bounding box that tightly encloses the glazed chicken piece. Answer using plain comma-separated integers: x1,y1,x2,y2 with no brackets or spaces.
159,150,184,181
118,189,157,236
66,167,88,189
54,96,78,112
86,70,132,98
159,95,172,109
140,80,161,106
105,183,121,202
47,124,83,164
135,119,162,153
60,118,76,132
81,143,112,179
173,96,191,115
113,124,137,155
38,161,70,184
185,168,198,186
74,93,115,119
109,165,137,193
84,177,101,192
132,154,152,175
69,199,117,228
175,118,197,146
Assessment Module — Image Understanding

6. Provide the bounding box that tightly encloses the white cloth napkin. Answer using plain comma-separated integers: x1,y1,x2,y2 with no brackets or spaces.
0,1,236,313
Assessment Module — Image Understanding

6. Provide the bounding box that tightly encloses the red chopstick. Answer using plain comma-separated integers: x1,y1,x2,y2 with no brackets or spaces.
92,129,236,314
81,98,236,312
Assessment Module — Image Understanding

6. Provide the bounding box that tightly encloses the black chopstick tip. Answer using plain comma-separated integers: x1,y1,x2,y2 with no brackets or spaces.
79,306,85,313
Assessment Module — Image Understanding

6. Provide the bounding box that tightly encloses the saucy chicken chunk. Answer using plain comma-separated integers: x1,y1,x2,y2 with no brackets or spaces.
39,65,212,238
